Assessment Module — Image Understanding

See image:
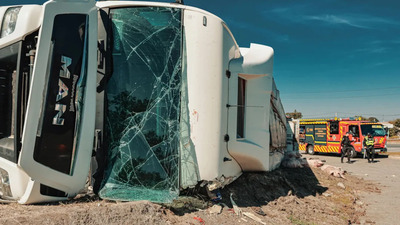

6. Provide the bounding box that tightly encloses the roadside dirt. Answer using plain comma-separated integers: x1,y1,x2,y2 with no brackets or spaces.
304,152,400,225
0,159,380,225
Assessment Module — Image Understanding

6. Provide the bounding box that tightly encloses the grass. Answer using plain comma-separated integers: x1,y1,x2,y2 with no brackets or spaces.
288,215,317,225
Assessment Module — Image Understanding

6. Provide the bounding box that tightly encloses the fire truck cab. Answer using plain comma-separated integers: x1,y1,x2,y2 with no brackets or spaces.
299,118,387,157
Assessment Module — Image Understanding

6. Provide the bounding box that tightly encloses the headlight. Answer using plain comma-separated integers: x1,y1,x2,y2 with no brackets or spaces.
0,6,21,38
0,168,12,199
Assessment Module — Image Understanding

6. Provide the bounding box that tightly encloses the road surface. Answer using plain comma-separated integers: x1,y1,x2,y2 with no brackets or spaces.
303,152,400,225
387,142,400,152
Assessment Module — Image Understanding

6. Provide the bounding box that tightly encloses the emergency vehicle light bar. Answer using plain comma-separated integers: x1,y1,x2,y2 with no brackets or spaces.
300,118,333,122
300,117,365,122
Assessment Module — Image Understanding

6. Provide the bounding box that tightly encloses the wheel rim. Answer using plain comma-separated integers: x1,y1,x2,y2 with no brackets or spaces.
350,148,356,158
307,146,314,154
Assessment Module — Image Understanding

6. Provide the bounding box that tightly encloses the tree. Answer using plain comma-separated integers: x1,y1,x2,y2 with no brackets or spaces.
354,115,367,121
286,110,302,119
389,127,400,137
367,117,379,122
388,119,400,138
355,116,380,122
389,119,400,128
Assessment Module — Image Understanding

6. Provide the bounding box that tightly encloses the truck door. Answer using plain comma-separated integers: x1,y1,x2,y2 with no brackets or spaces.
305,125,315,145
327,121,340,153
18,0,97,197
349,124,362,152
314,124,327,152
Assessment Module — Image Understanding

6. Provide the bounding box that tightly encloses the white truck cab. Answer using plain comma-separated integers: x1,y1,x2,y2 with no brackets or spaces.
0,0,287,204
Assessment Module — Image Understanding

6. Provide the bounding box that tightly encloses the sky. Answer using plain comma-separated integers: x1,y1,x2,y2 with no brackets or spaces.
2,0,400,121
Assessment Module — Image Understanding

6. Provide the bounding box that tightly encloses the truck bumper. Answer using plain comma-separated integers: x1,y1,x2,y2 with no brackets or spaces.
374,148,387,153
361,148,387,154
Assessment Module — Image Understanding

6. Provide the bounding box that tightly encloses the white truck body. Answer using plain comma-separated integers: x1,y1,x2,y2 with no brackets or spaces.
0,0,286,204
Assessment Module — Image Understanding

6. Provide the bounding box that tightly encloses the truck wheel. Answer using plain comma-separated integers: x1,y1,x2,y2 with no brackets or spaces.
307,145,315,155
349,147,358,158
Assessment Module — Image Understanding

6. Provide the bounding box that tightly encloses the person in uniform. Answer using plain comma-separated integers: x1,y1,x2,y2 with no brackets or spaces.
341,132,353,163
363,133,375,163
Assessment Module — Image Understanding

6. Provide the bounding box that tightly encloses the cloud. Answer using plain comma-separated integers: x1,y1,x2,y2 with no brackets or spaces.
267,7,291,14
304,15,368,28
354,39,400,56
264,4,399,30
356,47,388,54
392,40,400,44
303,14,399,29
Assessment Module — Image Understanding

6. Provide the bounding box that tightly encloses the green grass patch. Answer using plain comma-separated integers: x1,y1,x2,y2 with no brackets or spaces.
288,215,317,225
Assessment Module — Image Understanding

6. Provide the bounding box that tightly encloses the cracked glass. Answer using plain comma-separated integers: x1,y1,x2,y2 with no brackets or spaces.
98,7,182,203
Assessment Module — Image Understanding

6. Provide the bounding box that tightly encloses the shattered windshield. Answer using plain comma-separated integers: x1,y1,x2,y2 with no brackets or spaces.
361,124,386,137
99,7,182,203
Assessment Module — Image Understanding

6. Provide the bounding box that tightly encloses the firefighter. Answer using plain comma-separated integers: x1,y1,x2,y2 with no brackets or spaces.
364,133,375,163
340,132,353,163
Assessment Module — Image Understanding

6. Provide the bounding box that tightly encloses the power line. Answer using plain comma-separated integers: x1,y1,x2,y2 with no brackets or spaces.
281,86,400,96
283,92,399,100
301,112,400,118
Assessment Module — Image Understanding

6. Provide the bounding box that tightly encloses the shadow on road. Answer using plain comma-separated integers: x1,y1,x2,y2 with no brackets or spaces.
376,154,388,158
304,152,389,159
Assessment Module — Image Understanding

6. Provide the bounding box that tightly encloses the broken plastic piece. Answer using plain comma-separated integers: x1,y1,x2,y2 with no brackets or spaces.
243,212,266,225
211,190,222,202
193,216,205,225
207,176,236,191
208,204,222,214
252,207,266,216
230,193,242,216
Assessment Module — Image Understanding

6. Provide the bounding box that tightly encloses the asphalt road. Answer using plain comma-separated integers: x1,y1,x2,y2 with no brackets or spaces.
303,152,400,225
387,143,400,152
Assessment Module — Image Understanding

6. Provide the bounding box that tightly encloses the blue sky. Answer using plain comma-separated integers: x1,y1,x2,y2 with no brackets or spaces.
3,0,400,121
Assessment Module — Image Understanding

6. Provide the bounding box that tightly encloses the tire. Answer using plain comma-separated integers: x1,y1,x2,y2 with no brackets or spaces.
307,145,315,155
349,147,358,158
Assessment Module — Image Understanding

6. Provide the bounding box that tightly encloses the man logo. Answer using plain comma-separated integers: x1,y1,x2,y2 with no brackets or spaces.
53,55,71,126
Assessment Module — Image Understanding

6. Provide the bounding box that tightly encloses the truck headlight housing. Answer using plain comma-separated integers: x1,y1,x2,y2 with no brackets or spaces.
0,168,12,199
0,6,21,38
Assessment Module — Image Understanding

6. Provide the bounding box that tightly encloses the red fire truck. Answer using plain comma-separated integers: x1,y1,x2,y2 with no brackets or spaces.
298,118,387,157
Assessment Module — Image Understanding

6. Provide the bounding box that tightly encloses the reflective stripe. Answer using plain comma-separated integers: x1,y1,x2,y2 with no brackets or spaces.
365,137,374,146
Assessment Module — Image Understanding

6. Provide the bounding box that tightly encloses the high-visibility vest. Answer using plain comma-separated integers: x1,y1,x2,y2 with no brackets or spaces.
365,136,374,146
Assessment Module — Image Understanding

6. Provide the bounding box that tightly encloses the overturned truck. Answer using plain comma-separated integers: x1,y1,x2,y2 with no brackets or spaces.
0,0,287,204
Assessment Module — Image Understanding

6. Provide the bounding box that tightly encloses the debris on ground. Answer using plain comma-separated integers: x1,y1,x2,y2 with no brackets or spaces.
207,204,222,214
321,164,347,178
251,206,266,216
0,163,380,225
193,216,205,225
281,151,308,168
230,193,242,216
306,158,326,168
243,212,266,225
337,182,346,189
322,192,332,197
